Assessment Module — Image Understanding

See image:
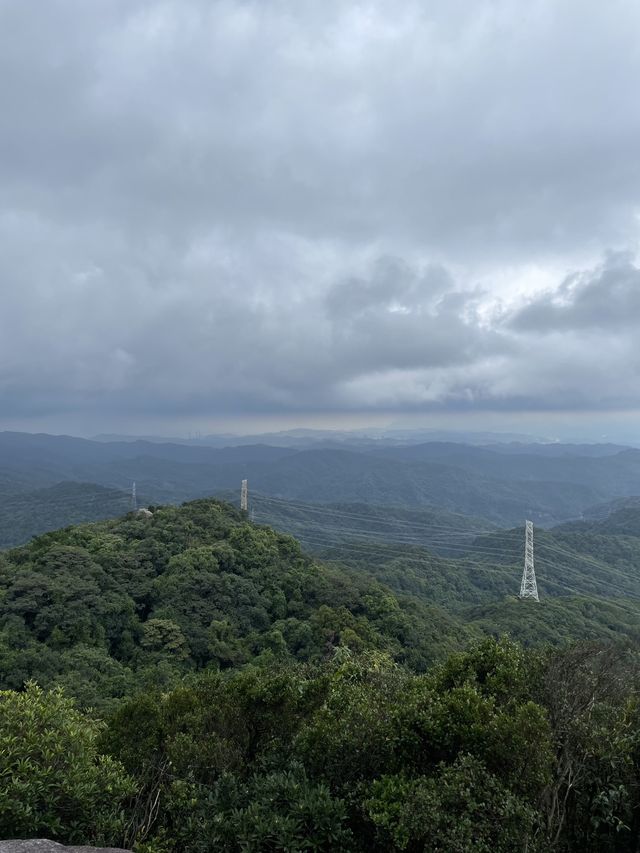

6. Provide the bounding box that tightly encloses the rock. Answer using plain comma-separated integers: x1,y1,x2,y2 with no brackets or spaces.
0,842,130,853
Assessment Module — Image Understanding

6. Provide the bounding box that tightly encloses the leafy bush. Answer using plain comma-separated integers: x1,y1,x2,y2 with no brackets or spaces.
366,755,540,852
0,682,134,844
164,764,353,852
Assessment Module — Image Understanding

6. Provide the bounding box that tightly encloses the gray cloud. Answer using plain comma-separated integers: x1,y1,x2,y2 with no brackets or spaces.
510,253,640,332
1,1,640,431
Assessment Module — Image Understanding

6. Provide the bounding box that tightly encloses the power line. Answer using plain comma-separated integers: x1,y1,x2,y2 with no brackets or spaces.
251,509,524,557
302,533,640,607
252,497,640,599
261,521,518,550
251,492,497,536
537,538,640,582
261,506,640,605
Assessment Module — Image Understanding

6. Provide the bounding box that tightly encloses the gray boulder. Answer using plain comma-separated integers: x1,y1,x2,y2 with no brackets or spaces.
0,842,130,853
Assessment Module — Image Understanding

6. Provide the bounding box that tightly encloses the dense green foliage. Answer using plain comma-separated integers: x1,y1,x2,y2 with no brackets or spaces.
0,499,470,710
5,638,639,851
310,528,640,646
3,496,640,707
99,642,554,851
4,498,640,850
0,683,133,844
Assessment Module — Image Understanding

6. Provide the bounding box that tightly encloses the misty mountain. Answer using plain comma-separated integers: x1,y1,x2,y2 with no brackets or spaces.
241,447,604,526
92,427,553,448
4,431,640,537
372,442,640,490
0,482,131,548
580,495,640,521
483,442,631,457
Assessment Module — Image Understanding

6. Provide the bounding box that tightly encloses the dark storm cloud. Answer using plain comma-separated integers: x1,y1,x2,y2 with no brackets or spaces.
1,0,640,428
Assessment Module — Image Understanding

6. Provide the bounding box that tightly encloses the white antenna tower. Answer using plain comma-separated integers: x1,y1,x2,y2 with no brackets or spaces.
519,520,539,601
131,481,137,512
240,479,248,513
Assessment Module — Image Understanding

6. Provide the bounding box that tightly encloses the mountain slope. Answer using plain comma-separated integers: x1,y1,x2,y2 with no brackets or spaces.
373,442,640,493
4,494,640,713
0,499,470,709
0,481,131,548
245,448,604,525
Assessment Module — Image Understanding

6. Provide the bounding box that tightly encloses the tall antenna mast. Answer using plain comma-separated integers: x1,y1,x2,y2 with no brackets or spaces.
240,479,248,513
519,520,539,601
131,481,138,512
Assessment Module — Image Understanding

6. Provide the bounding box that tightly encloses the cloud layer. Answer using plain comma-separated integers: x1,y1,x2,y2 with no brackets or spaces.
1,0,639,431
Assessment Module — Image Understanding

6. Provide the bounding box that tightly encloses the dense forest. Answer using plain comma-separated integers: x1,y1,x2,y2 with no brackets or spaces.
3,498,640,850
0,500,472,709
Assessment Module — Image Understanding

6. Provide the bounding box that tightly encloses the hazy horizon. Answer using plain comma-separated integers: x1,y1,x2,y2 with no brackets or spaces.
4,411,640,447
2,2,639,439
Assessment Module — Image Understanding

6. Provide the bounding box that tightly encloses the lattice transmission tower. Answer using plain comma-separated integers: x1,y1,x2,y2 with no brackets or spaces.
519,520,539,601
131,481,137,512
240,479,248,513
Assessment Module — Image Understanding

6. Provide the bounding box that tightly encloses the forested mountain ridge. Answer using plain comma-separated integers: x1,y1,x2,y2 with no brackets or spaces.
3,497,640,715
0,499,471,710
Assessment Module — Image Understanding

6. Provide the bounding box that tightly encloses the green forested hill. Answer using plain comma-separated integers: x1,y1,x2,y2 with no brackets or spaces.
0,499,470,709
463,595,640,645
259,496,640,604
3,496,640,715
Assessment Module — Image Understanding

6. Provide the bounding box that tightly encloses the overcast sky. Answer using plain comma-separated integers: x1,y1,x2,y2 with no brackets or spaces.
1,0,640,438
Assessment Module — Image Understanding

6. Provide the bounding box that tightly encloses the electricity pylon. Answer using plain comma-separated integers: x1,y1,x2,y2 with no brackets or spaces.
131,481,137,512
240,479,248,513
519,520,539,601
